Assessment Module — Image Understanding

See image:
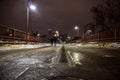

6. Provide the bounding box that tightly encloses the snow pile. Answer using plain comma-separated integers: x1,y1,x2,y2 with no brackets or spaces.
0,43,50,50
77,42,120,48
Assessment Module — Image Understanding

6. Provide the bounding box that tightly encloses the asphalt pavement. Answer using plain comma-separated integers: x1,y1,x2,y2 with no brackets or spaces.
0,45,120,80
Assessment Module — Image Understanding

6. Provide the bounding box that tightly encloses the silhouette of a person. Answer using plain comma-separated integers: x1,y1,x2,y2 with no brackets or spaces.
49,30,57,46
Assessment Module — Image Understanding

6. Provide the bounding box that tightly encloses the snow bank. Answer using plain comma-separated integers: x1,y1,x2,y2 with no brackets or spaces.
77,42,120,48
0,43,50,51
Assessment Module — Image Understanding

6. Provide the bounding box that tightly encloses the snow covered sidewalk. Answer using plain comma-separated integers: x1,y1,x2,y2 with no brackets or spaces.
71,42,120,48
0,43,51,51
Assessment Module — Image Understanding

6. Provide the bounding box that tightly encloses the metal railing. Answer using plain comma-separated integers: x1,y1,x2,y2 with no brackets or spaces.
84,27,120,42
0,24,48,43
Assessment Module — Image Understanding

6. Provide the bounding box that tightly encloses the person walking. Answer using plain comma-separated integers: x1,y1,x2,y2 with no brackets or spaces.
48,30,57,46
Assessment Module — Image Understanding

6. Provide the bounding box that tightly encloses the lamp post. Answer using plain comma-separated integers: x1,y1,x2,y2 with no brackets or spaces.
74,26,80,37
26,0,36,44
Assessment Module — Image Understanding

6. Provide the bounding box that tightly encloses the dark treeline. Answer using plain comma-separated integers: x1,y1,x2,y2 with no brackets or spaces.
91,0,120,32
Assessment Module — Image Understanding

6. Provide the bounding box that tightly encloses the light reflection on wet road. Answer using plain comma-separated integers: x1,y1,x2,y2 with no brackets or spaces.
65,45,120,80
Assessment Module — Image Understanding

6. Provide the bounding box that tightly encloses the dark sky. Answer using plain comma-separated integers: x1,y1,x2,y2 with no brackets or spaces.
0,0,101,38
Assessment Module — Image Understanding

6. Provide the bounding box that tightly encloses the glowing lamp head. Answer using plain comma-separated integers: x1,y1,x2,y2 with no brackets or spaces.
74,26,79,30
30,4,36,10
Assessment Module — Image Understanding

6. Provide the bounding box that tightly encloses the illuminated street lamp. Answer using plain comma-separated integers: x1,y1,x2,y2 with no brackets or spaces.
30,4,36,10
74,26,80,37
26,0,36,44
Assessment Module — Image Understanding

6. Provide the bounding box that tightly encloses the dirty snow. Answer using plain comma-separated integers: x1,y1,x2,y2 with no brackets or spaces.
0,43,50,50
71,42,120,48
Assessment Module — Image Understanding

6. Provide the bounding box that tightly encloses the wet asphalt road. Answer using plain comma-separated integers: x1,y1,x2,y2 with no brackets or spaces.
0,45,120,80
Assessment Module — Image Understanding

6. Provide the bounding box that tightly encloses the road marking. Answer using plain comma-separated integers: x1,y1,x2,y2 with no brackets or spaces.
15,67,29,79
67,51,82,66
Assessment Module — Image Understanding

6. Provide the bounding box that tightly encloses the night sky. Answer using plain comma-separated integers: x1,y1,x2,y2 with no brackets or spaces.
0,0,101,38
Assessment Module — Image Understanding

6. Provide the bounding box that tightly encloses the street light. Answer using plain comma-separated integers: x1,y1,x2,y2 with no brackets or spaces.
26,0,36,44
74,26,80,37
30,4,36,10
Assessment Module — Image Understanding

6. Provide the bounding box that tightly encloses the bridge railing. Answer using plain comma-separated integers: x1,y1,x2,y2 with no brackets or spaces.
85,27,120,42
0,24,49,43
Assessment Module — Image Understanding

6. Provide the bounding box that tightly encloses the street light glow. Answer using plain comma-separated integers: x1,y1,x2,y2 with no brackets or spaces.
26,1,37,44
67,36,70,40
30,4,36,10
74,26,79,30
74,26,80,37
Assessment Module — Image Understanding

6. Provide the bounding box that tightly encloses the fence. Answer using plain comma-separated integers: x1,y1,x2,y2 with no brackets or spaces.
85,27,120,42
0,24,48,43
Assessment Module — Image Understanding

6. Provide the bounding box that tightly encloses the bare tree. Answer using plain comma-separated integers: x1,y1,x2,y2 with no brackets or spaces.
91,0,120,31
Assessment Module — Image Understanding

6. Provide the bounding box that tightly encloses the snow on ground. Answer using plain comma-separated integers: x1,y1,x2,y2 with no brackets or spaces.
0,42,119,51
0,43,51,51
0,43,63,51
69,42,120,48
77,42,120,48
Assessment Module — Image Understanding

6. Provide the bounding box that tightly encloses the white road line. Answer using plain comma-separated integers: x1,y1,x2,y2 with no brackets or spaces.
67,51,82,65
15,67,29,79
